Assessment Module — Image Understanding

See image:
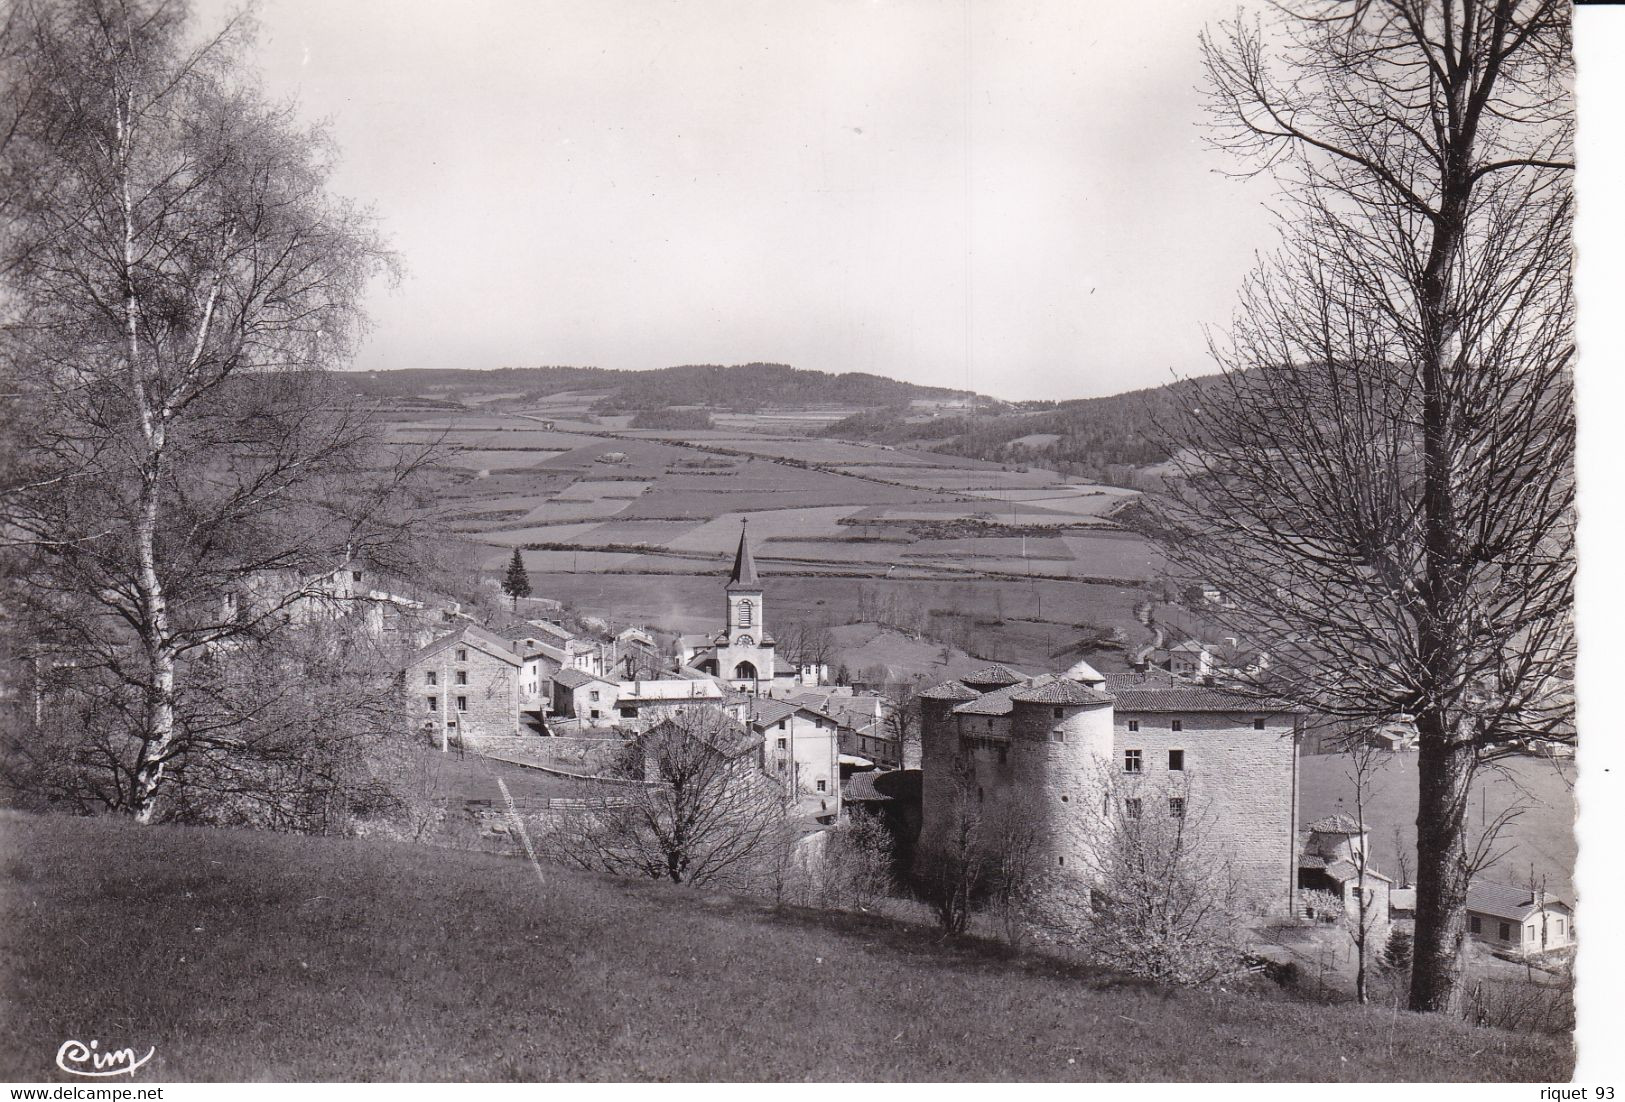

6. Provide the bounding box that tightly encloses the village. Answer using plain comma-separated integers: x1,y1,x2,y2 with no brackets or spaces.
283,517,1575,994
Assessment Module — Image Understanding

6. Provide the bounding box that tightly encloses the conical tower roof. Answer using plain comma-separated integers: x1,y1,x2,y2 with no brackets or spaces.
726,521,761,591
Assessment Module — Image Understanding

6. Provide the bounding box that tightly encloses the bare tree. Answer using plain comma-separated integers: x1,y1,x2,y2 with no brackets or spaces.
1161,0,1573,1014
1065,769,1248,985
543,706,788,888
1341,736,1391,1005
0,0,429,822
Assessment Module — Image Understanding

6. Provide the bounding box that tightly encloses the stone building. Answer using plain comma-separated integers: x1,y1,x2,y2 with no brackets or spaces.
404,624,523,749
915,662,1303,918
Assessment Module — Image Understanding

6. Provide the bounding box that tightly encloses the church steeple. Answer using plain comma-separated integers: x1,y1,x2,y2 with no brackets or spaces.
726,520,760,591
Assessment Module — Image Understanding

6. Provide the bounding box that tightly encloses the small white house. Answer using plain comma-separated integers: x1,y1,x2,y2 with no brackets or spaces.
1466,883,1574,955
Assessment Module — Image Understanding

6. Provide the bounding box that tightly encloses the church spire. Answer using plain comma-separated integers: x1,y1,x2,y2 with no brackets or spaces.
726,519,760,590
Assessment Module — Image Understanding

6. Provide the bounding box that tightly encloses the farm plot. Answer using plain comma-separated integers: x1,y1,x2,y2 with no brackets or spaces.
1061,532,1163,580
439,448,567,471
844,501,1081,526
475,521,612,548
533,438,692,477
667,506,862,552
963,485,1137,518
879,467,1072,492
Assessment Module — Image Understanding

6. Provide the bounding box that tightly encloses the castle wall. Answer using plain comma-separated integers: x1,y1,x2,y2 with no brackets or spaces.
1111,712,1298,915
916,694,1299,919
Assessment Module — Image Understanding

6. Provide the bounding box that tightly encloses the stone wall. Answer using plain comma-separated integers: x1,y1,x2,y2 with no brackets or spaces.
1111,711,1298,915
407,645,519,743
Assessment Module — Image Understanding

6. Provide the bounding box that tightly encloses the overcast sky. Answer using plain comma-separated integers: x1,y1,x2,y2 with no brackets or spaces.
205,0,1279,401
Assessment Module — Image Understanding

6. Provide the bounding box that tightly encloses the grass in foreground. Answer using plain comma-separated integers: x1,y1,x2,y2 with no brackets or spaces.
0,811,1570,1082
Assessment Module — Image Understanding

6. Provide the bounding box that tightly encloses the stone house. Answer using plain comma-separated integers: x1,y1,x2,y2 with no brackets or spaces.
1466,883,1574,955
916,662,1303,918
549,667,620,725
1296,814,1393,928
404,625,523,750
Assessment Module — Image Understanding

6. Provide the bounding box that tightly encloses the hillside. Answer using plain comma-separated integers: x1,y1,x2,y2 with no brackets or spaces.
0,811,1568,1082
339,363,972,412
820,376,1223,481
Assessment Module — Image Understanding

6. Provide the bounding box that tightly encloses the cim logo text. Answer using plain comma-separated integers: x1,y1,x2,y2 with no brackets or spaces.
55,1039,154,1077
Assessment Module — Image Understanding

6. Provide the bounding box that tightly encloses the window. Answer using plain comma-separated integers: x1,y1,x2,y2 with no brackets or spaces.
455,670,468,685
1253,717,1266,730
351,570,362,582
778,760,786,772
1053,707,1064,718
1499,922,1512,941
589,690,599,702
425,671,437,685
1123,749,1142,774
620,707,636,718
1171,719,1183,732
456,649,467,662
1125,798,1142,820
816,780,827,793
1527,924,1537,941
1169,797,1185,818
1168,749,1185,771
738,600,753,627
778,719,786,730
1051,730,1066,743
1557,918,1565,936
777,738,787,750
1127,719,1139,732
1470,915,1482,934
590,709,601,719
426,696,438,712
977,786,984,803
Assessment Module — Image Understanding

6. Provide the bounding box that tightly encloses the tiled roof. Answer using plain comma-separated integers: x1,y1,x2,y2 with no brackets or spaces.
1110,686,1291,714
551,667,613,689
750,699,798,727
408,625,521,668
1307,813,1365,834
1323,860,1391,884
1466,882,1566,921
1103,671,1300,713
952,684,1022,717
961,663,1028,688
844,771,893,802
919,679,980,701
1009,679,1113,706
1389,888,1417,912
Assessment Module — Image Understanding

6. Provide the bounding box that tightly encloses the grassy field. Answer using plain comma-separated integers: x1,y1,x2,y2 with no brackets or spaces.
0,811,1569,1082
1299,753,1577,899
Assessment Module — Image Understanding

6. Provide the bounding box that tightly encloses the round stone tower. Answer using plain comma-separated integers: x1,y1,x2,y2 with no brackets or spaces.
1005,677,1116,907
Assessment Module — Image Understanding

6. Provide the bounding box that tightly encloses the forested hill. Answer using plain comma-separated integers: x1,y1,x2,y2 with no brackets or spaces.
339,363,972,410
589,363,971,412
819,376,1223,481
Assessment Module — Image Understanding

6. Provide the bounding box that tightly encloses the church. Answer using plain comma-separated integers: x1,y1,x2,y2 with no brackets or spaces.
679,522,782,695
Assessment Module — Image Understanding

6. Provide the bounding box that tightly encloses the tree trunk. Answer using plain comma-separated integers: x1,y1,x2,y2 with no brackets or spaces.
1408,716,1475,1013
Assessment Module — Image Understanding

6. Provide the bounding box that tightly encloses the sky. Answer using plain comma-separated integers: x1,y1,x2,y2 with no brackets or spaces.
199,0,1280,402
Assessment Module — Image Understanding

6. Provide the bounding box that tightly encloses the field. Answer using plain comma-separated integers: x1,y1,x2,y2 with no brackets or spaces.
0,811,1569,1082
1299,753,1576,899
377,395,1164,672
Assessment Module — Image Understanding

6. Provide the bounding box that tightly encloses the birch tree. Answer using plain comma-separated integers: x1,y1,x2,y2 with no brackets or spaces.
0,0,423,821
1160,0,1573,1013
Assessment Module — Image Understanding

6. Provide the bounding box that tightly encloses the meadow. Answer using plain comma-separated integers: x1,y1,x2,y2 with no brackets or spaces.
1298,753,1577,899
0,811,1569,1082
